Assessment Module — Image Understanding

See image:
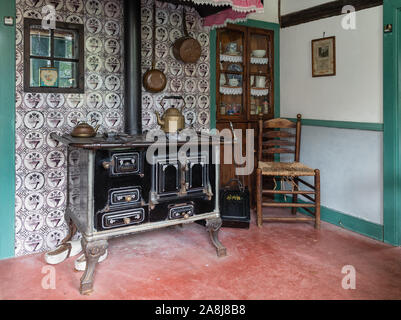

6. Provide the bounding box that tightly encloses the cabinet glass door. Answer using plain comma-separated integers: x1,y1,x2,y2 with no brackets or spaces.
248,29,274,120
216,26,247,121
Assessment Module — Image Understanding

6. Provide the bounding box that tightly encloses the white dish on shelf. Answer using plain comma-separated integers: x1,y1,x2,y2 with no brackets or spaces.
252,50,266,58
228,78,239,86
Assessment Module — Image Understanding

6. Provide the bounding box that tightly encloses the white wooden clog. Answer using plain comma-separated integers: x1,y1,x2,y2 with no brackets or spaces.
44,239,82,265
74,250,108,271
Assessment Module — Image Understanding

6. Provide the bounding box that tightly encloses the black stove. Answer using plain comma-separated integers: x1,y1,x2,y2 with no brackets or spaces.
50,132,226,294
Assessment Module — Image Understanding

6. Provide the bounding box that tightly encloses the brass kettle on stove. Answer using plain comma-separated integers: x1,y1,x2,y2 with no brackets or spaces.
71,122,100,138
155,96,185,133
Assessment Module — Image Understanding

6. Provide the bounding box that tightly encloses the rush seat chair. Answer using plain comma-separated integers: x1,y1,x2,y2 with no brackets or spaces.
256,114,321,229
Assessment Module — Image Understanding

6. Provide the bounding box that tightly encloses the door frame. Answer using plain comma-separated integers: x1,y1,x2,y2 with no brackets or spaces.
0,0,16,259
383,0,401,246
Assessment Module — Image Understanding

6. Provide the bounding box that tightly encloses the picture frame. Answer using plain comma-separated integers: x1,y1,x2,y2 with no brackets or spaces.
312,36,336,77
39,67,59,88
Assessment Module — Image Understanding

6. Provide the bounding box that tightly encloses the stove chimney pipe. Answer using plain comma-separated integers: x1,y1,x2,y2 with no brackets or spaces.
124,0,142,135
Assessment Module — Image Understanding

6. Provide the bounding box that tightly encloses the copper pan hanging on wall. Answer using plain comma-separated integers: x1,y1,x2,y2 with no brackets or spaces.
143,1,167,93
172,6,201,64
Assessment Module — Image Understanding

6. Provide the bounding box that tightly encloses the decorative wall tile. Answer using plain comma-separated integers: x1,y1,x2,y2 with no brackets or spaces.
15,0,125,256
15,0,212,257
141,0,210,132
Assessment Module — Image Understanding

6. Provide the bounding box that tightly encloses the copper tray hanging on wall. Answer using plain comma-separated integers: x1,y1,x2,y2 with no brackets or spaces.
172,6,201,64
143,1,167,93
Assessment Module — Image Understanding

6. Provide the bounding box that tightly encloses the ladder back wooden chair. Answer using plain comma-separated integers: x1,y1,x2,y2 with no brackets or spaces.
256,114,321,229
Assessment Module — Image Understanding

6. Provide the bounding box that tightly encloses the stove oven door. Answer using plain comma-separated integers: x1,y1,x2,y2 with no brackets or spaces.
156,160,181,196
151,152,211,203
186,154,208,194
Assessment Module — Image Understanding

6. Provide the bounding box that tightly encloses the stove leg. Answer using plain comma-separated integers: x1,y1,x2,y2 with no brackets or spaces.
206,218,227,257
61,217,77,244
79,239,108,295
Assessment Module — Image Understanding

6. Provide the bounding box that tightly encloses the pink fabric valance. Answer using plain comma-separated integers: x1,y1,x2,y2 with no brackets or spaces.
187,0,264,29
189,0,263,12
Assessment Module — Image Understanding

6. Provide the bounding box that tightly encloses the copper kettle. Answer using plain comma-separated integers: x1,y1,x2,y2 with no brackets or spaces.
71,122,99,138
155,96,185,133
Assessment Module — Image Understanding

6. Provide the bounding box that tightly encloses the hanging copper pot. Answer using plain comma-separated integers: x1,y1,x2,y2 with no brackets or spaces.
173,7,201,64
143,1,167,93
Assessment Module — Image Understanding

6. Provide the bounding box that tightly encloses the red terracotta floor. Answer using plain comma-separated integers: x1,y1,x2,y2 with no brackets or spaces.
1,209,401,300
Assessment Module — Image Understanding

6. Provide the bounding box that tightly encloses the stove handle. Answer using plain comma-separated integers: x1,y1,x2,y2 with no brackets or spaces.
179,154,188,196
102,161,111,170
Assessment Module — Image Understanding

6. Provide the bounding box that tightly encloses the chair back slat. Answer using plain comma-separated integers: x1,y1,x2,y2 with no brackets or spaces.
263,140,294,147
263,131,295,138
258,114,302,162
263,148,295,154
263,118,296,129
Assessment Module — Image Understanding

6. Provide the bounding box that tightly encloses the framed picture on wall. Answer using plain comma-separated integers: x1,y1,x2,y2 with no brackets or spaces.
312,36,336,77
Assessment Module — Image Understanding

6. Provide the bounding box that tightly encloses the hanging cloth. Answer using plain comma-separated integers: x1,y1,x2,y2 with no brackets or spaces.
185,0,264,29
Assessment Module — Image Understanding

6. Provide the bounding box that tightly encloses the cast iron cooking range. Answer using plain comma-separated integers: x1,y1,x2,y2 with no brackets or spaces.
49,131,227,295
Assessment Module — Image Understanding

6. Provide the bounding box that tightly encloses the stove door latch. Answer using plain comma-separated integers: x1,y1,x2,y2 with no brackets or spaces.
102,161,112,170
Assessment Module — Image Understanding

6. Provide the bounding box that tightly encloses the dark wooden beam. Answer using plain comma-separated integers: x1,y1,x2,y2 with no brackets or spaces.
280,0,383,28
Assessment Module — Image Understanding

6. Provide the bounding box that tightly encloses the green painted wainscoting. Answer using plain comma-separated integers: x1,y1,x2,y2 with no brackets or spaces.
285,118,384,132
280,119,385,243
209,19,280,129
0,0,16,259
282,196,383,242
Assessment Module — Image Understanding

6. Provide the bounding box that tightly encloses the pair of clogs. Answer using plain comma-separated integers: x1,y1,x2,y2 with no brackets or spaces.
44,240,107,271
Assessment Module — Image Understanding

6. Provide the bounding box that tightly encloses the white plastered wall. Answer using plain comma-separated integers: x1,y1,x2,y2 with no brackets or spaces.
248,0,279,23
280,6,384,224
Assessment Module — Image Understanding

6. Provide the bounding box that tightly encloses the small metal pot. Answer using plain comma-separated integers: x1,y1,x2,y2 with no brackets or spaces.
71,122,99,138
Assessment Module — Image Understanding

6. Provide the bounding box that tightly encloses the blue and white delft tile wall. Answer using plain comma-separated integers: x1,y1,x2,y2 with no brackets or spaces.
140,0,211,132
15,0,211,256
15,0,125,256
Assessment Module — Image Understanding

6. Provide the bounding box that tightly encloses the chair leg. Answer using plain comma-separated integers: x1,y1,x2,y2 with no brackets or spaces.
314,169,321,230
256,168,262,227
291,177,298,215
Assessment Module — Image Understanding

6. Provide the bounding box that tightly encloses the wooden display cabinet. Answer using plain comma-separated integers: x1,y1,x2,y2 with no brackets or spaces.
216,25,247,122
215,24,275,205
247,27,275,121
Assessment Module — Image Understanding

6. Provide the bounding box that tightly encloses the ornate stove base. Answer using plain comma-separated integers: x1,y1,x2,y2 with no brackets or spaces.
80,238,108,295
206,218,227,257
54,216,226,295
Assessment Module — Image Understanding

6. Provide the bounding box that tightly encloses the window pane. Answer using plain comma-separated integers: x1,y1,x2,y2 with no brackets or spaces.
54,60,78,88
30,59,51,87
54,29,78,59
30,26,51,57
